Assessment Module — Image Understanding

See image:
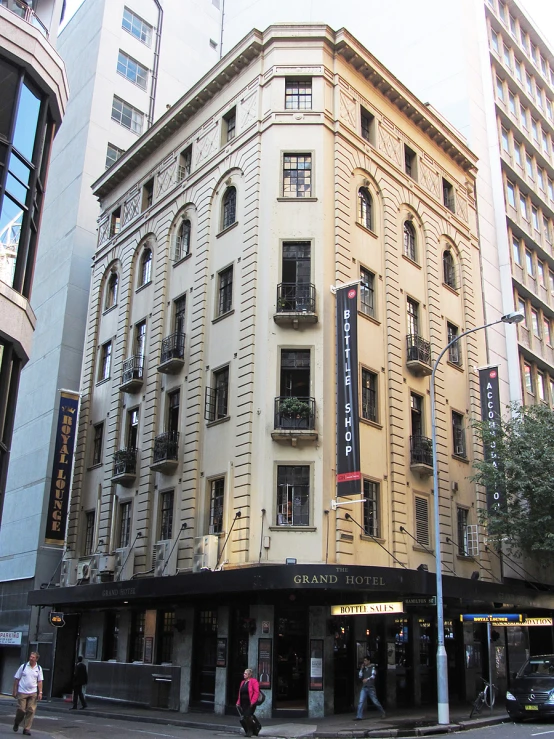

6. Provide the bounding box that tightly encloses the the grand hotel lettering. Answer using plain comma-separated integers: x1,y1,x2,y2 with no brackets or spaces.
293,572,386,587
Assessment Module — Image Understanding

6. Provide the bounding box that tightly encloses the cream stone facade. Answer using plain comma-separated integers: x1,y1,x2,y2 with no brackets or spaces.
31,25,553,715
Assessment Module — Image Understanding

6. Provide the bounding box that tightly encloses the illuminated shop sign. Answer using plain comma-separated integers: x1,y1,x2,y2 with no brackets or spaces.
460,613,522,623
331,601,404,616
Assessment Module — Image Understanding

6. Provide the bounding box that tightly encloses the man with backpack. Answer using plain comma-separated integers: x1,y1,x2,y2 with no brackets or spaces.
12,651,43,735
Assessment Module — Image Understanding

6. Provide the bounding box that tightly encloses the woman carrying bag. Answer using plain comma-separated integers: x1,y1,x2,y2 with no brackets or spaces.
236,668,262,737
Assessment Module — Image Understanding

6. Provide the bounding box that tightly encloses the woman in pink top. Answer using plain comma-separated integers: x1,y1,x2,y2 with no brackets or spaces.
236,668,261,737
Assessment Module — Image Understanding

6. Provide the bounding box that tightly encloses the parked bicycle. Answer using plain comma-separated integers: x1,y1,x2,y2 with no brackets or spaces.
469,677,496,718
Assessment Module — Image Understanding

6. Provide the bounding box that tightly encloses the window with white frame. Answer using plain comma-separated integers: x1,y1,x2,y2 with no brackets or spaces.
159,490,174,541
117,50,148,89
452,411,467,457
276,465,309,526
363,479,379,538
447,322,461,365
122,6,152,45
506,180,516,207
105,271,119,310
175,219,191,261
99,341,112,381
217,265,233,316
403,220,416,261
361,106,374,143
111,96,143,134
360,267,375,318
209,478,224,534
119,501,132,548
443,250,457,289
283,154,312,198
205,366,229,422
106,143,125,169
524,362,534,394
140,247,152,286
415,496,430,547
222,107,236,143
358,187,372,230
221,186,236,229
456,507,469,556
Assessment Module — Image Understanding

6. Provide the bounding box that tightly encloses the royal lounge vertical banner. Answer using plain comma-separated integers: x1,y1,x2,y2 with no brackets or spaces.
478,366,504,512
335,284,361,497
45,391,79,543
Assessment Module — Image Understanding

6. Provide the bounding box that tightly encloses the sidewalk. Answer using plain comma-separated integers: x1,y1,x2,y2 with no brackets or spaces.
0,695,510,738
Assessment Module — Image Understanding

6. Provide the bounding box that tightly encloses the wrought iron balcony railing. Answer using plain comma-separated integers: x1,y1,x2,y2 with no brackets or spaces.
153,432,179,464
276,283,316,313
274,396,316,430
122,355,144,385
113,448,137,477
160,332,185,364
410,435,433,468
406,334,432,367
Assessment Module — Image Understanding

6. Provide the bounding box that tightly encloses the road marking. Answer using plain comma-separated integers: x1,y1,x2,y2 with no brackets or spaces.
531,731,554,736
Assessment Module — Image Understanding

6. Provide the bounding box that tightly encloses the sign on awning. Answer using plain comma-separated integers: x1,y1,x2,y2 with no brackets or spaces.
331,601,404,616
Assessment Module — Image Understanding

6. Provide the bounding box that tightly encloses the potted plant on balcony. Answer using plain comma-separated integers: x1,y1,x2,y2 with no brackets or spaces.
279,397,311,419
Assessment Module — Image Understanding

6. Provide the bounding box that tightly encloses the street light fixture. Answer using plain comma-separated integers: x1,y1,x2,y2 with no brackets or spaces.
430,311,523,725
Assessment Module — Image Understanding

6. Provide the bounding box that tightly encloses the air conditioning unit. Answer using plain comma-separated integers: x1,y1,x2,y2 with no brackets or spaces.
192,535,219,573
98,554,116,573
77,559,92,581
114,547,134,581
154,539,178,577
60,558,78,587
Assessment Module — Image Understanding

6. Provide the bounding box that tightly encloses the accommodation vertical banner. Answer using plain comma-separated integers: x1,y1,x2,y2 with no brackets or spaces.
478,367,504,511
336,284,361,496
45,391,79,543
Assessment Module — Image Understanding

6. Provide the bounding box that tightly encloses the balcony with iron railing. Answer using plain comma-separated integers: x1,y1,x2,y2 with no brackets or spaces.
410,435,433,475
406,334,432,376
112,448,137,485
120,355,144,393
1,0,49,37
158,333,185,374
150,431,179,473
271,396,318,444
274,283,317,327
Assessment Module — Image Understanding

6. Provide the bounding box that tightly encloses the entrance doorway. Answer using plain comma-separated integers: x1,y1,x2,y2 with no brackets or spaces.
190,609,218,708
275,605,307,712
332,617,355,713
226,606,250,711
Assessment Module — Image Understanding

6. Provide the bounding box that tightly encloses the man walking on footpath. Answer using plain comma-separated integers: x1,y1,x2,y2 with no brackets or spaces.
71,656,88,709
12,651,43,735
354,656,386,721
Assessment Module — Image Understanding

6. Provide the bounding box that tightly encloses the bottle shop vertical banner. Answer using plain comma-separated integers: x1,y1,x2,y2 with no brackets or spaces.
45,391,80,542
336,284,361,497
478,366,504,512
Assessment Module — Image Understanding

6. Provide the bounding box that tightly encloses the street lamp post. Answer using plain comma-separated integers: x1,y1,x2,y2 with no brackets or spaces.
430,311,523,725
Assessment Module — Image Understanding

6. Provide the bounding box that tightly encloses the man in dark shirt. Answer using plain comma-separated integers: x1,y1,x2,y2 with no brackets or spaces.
71,656,88,709
354,656,386,720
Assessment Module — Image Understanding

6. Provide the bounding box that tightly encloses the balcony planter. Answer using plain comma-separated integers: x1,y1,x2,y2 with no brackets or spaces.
272,396,318,446
112,448,138,486
150,432,179,474
274,283,318,326
120,355,144,393
278,397,311,419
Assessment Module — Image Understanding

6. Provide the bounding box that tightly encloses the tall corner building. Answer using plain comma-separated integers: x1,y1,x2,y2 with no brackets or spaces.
0,0,220,692
29,22,552,716
0,0,67,682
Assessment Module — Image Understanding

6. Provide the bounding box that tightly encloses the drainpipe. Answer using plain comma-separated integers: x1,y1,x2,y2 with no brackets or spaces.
148,0,163,128
219,0,225,59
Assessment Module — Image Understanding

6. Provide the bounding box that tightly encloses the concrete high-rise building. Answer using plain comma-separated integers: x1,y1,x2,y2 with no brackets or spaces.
0,0,220,692
30,23,549,716
0,0,67,689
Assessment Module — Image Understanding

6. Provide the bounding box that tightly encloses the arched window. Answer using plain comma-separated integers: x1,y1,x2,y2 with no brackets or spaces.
358,188,372,230
105,271,119,309
222,186,236,230
403,221,416,261
443,250,457,289
176,219,191,260
140,247,152,286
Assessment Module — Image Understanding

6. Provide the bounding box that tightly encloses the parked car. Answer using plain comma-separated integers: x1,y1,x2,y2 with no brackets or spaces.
506,654,554,720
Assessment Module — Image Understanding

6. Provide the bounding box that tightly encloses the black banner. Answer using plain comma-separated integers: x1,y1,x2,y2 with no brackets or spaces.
45,391,79,542
336,284,361,496
478,367,504,511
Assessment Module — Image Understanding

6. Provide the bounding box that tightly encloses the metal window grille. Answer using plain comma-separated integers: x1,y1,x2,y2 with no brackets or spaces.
415,496,430,547
100,342,112,380
160,491,174,541
443,251,457,288
276,465,310,526
457,507,469,556
363,479,379,537
218,266,233,315
361,369,377,422
209,478,224,534
285,79,312,110
141,249,152,285
222,187,236,229
403,221,416,260
358,188,372,229
84,511,95,556
122,7,152,45
119,501,131,548
117,50,148,89
360,268,375,317
92,423,103,465
452,413,466,457
283,154,312,197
